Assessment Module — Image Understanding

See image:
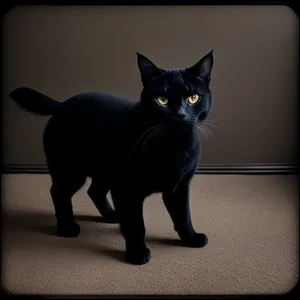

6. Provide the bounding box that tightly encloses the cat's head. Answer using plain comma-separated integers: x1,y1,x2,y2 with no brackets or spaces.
137,51,214,129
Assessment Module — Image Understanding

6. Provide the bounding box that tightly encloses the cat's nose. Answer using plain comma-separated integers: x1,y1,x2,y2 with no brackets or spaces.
173,113,186,121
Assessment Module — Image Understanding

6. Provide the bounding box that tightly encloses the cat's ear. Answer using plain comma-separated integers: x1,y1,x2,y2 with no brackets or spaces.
186,50,214,85
137,53,163,86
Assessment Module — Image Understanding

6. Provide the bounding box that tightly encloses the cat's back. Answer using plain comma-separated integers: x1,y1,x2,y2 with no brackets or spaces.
44,92,136,174
62,91,135,121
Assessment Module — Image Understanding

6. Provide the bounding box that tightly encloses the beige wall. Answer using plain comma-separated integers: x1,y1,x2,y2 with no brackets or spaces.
1,5,298,167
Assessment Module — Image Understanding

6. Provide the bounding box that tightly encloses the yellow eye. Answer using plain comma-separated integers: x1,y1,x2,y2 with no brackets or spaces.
188,94,200,105
157,96,168,106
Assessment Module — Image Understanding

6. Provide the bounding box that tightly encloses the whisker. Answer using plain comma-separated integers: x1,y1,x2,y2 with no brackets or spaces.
196,124,209,139
192,127,198,140
132,124,157,156
150,125,167,163
131,121,158,136
195,123,219,155
203,119,217,124
151,125,166,159
202,120,219,129
139,124,161,162
202,126,220,147
140,125,158,148
204,127,219,153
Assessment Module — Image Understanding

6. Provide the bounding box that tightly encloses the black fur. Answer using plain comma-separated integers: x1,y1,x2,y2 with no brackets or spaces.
10,51,214,265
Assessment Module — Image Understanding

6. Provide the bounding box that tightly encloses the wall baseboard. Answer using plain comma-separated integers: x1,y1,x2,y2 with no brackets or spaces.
196,164,298,175
2,164,298,175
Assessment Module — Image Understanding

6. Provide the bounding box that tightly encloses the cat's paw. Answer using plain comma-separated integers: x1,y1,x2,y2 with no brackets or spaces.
57,222,80,238
180,233,208,248
102,212,119,224
126,246,151,265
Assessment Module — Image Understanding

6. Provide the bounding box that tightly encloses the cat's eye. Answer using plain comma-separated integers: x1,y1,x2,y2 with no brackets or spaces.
188,94,200,105
157,96,168,106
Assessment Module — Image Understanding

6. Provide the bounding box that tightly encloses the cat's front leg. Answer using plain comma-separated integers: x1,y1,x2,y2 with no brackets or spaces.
112,191,150,265
163,178,208,248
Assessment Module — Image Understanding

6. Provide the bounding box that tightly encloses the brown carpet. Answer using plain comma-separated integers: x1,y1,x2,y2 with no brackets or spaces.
1,174,298,295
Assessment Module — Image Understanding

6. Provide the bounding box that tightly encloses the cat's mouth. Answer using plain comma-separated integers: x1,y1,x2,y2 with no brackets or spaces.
165,119,194,132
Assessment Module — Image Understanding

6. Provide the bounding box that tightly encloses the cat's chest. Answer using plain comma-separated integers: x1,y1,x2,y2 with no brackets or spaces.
133,143,198,190
125,127,199,182
132,140,178,168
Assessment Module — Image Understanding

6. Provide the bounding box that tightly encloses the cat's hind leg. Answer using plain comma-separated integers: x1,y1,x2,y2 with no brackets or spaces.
87,177,118,223
50,173,86,237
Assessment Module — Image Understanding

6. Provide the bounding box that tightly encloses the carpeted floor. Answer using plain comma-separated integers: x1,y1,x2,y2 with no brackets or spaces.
1,174,298,295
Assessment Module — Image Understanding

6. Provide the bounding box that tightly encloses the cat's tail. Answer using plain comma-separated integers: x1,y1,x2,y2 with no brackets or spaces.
9,87,62,116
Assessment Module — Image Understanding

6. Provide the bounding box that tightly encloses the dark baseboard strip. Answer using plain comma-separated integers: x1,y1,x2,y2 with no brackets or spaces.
196,165,298,175
2,166,50,174
2,164,298,175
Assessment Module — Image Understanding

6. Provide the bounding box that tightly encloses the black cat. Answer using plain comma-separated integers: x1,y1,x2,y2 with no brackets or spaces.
9,51,214,265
